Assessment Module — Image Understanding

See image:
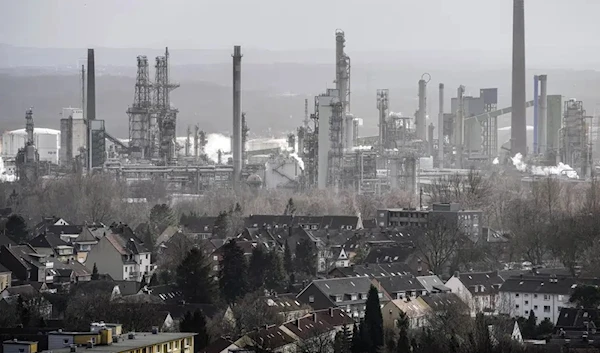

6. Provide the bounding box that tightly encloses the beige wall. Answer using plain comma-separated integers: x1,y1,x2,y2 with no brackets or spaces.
0,272,11,291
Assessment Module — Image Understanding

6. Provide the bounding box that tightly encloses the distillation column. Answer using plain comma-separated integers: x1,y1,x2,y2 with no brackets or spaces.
438,83,445,167
511,0,527,155
232,46,243,189
538,75,548,155
417,79,427,141
377,89,389,152
455,86,465,168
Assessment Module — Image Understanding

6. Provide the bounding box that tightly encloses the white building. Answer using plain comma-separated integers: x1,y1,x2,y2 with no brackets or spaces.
2,128,60,164
498,275,576,324
445,271,505,316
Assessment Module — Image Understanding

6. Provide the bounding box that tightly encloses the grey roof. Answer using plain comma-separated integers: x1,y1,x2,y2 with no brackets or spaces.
419,293,467,313
455,271,504,295
0,263,10,273
375,275,426,294
44,332,196,353
416,275,450,293
28,233,70,249
310,277,373,296
499,276,577,295
556,308,600,329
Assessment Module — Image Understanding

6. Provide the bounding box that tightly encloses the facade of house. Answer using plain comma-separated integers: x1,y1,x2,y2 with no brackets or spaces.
72,227,99,263
382,299,430,329
445,271,505,315
296,277,387,318
498,275,576,324
0,264,11,291
28,233,76,263
0,245,54,283
373,276,428,300
85,232,153,282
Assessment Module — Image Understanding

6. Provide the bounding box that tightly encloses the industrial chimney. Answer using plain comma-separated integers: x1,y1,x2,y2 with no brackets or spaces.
438,83,445,167
511,0,527,156
232,46,243,189
538,75,548,155
417,79,427,141
86,49,95,121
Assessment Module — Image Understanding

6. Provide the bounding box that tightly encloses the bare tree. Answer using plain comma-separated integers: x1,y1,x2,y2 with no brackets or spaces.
411,214,467,275
295,325,336,353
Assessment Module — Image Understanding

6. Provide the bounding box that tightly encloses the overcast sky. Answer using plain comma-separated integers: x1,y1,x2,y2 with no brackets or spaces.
1,0,599,53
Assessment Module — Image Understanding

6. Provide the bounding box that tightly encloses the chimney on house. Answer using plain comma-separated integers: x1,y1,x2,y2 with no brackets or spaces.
296,319,301,328
329,307,334,317
454,271,460,279
313,313,318,322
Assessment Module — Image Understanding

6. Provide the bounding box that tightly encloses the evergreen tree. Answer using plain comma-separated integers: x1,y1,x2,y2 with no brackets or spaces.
474,313,492,353
283,239,293,274
5,214,29,244
363,285,384,353
213,211,229,238
17,296,31,327
523,310,537,339
294,238,317,276
284,198,296,216
396,310,410,353
179,309,210,351
149,204,176,234
248,246,269,291
351,323,362,353
176,248,216,303
334,331,345,353
91,263,99,280
219,239,249,303
149,272,160,286
265,251,286,291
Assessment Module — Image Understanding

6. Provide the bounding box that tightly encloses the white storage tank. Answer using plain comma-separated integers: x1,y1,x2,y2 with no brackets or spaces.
1,128,60,164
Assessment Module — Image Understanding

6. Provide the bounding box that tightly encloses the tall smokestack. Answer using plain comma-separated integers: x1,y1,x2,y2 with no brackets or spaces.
538,75,548,155
533,75,539,153
232,46,243,189
417,79,427,141
438,83,445,167
86,49,95,121
511,0,527,155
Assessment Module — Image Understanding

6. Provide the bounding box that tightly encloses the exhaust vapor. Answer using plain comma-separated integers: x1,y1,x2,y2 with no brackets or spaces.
510,153,578,179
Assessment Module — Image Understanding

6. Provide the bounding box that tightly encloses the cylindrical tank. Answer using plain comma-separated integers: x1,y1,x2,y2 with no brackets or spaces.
2,128,60,164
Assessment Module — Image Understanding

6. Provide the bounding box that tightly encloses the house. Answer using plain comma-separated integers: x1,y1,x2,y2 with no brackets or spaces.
245,215,294,229
381,299,430,329
85,230,153,282
0,284,53,318
417,293,469,316
445,271,505,315
498,275,576,324
236,324,297,353
263,294,312,321
373,275,427,300
0,264,11,291
180,216,217,239
363,246,429,275
296,277,387,318
313,307,355,331
28,233,75,263
280,313,336,351
155,226,181,248
211,240,256,274
52,259,93,285
3,340,39,353
329,262,415,278
33,217,70,235
555,308,600,331
0,245,55,283
71,227,99,263
416,275,451,294
200,337,239,353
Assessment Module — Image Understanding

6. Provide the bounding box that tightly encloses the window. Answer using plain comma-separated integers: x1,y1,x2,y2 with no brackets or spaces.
213,255,218,261
146,254,149,260
351,294,358,301
524,294,529,297
525,300,529,305
336,295,343,302
125,267,128,273
516,304,520,309
544,295,551,301
534,305,538,310
212,265,218,271
309,295,315,303
515,293,519,297
525,310,529,314
378,292,383,299
544,306,551,313
534,294,538,298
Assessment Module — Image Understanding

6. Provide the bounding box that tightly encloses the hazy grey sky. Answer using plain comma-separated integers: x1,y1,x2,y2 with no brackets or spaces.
1,0,599,52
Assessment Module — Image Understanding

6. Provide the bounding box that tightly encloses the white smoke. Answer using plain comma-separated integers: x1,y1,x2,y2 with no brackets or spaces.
0,156,16,182
290,152,305,170
205,133,232,163
492,157,499,165
510,153,579,179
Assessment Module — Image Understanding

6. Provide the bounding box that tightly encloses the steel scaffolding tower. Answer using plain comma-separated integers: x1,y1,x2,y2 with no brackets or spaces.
127,56,153,159
377,89,389,152
481,88,499,158
155,47,180,164
328,101,344,190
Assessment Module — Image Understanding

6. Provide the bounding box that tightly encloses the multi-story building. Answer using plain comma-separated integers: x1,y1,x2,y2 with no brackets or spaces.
376,203,482,242
445,271,505,316
85,232,153,282
0,245,54,283
498,275,576,324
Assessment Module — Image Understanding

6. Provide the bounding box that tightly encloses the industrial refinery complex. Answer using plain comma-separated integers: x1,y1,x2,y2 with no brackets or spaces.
0,0,594,193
